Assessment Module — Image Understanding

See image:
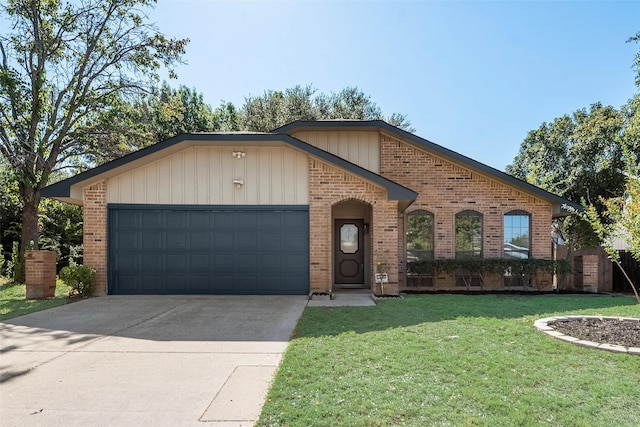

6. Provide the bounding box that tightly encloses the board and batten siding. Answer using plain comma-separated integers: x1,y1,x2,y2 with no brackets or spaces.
107,145,309,205
292,131,380,173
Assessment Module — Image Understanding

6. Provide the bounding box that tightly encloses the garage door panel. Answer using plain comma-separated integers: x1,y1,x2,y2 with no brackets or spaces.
116,233,140,250
141,254,162,269
190,211,210,228
115,253,138,270
212,253,234,270
166,277,187,292
259,212,282,229
141,210,162,228
166,254,186,270
260,254,281,270
281,276,306,291
259,233,282,251
117,210,140,228
116,276,139,294
189,277,211,292
109,206,309,295
167,232,187,249
235,212,258,229
282,253,307,270
213,276,234,292
141,277,163,293
235,233,257,251
142,232,162,249
235,276,257,292
213,212,234,227
190,254,210,270
190,232,210,249
236,253,257,271
213,233,234,251
166,211,187,228
260,276,282,292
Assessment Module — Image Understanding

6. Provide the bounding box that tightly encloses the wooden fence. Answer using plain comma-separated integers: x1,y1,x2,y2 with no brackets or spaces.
612,251,640,293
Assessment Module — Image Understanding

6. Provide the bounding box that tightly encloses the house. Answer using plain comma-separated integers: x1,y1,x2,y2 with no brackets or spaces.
41,120,580,296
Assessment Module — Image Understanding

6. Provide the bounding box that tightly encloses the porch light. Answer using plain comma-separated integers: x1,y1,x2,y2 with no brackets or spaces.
232,151,246,159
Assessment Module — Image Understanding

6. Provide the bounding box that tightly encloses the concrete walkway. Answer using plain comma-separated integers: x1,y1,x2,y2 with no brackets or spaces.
0,295,307,427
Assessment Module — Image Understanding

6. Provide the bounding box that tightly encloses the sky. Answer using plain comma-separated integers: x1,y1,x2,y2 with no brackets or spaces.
149,0,640,172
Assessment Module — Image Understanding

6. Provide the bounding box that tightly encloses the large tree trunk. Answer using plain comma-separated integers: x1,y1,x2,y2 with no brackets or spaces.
17,185,41,283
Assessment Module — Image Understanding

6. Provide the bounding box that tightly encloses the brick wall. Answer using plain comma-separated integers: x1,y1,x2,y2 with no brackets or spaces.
83,181,108,295
379,133,553,291
308,158,399,294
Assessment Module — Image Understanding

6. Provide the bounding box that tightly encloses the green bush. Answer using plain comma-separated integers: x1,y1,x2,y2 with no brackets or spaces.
59,264,96,297
407,258,573,291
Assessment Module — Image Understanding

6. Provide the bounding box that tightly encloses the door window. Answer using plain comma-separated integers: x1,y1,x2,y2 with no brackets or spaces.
340,223,358,254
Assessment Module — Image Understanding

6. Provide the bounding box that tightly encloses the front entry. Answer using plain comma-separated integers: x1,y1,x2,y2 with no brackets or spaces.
334,219,365,287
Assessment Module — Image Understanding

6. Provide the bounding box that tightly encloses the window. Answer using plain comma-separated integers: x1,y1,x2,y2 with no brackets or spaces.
455,210,482,258
406,210,434,262
504,210,530,259
406,210,434,287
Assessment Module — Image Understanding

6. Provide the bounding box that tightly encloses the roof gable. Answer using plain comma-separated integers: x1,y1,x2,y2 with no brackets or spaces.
40,132,417,207
274,120,582,215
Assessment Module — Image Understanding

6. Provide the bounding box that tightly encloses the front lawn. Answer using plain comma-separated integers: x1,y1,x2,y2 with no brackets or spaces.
258,295,640,426
0,277,69,321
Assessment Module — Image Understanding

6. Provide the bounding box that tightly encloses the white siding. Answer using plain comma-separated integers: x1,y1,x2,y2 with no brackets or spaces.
107,146,309,205
292,131,380,173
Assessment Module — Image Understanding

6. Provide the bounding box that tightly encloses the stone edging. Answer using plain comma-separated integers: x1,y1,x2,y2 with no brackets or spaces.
534,316,640,356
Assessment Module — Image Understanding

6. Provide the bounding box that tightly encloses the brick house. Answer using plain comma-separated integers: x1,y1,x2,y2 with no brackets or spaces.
41,120,579,296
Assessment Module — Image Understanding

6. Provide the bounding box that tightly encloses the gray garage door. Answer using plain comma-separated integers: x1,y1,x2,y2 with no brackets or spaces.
108,205,309,295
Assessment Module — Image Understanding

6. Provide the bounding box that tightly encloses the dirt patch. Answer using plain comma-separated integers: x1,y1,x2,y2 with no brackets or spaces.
552,318,640,348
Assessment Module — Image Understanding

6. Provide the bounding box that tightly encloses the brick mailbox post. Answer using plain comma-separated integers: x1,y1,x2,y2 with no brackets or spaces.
25,250,57,299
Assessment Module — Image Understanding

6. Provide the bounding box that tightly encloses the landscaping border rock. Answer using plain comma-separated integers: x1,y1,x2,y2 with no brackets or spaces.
534,316,640,355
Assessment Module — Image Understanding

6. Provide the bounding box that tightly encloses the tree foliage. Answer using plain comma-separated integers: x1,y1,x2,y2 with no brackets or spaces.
507,103,628,210
0,0,187,277
239,85,414,132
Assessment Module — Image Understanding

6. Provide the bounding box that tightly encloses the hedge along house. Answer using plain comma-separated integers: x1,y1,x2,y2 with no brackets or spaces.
41,120,580,296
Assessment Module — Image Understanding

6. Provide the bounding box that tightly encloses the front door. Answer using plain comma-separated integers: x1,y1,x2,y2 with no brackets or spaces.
334,219,365,286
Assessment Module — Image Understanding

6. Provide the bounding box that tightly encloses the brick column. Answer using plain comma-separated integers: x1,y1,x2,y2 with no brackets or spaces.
83,181,108,295
25,250,57,299
372,200,400,295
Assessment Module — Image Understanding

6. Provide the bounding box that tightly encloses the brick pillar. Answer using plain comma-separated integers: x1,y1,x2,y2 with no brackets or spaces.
25,250,57,299
581,254,599,293
372,200,400,295
83,181,108,295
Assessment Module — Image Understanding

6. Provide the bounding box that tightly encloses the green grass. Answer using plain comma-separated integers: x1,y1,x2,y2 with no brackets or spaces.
258,295,640,427
0,276,70,321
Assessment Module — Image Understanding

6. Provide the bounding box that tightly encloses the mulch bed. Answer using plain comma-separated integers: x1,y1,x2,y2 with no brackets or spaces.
552,318,640,348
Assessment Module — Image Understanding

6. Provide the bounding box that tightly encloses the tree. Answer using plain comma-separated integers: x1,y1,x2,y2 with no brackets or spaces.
140,82,219,142
240,84,414,132
0,0,187,279
576,141,640,303
507,103,627,209
506,103,631,258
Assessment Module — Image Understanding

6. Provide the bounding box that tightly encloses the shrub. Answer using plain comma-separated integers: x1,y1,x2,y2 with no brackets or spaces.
407,258,573,290
59,264,96,297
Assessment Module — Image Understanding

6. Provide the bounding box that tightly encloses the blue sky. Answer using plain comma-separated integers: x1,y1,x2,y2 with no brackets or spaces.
150,0,640,171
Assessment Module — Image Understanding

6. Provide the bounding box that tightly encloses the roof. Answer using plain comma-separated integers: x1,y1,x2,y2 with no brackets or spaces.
40,132,417,208
41,119,581,216
274,120,583,215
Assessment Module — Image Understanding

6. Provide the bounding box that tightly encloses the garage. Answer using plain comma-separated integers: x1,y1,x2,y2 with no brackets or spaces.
108,205,309,295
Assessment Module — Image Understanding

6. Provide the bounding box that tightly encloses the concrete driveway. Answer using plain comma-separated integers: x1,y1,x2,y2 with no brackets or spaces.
0,295,308,427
